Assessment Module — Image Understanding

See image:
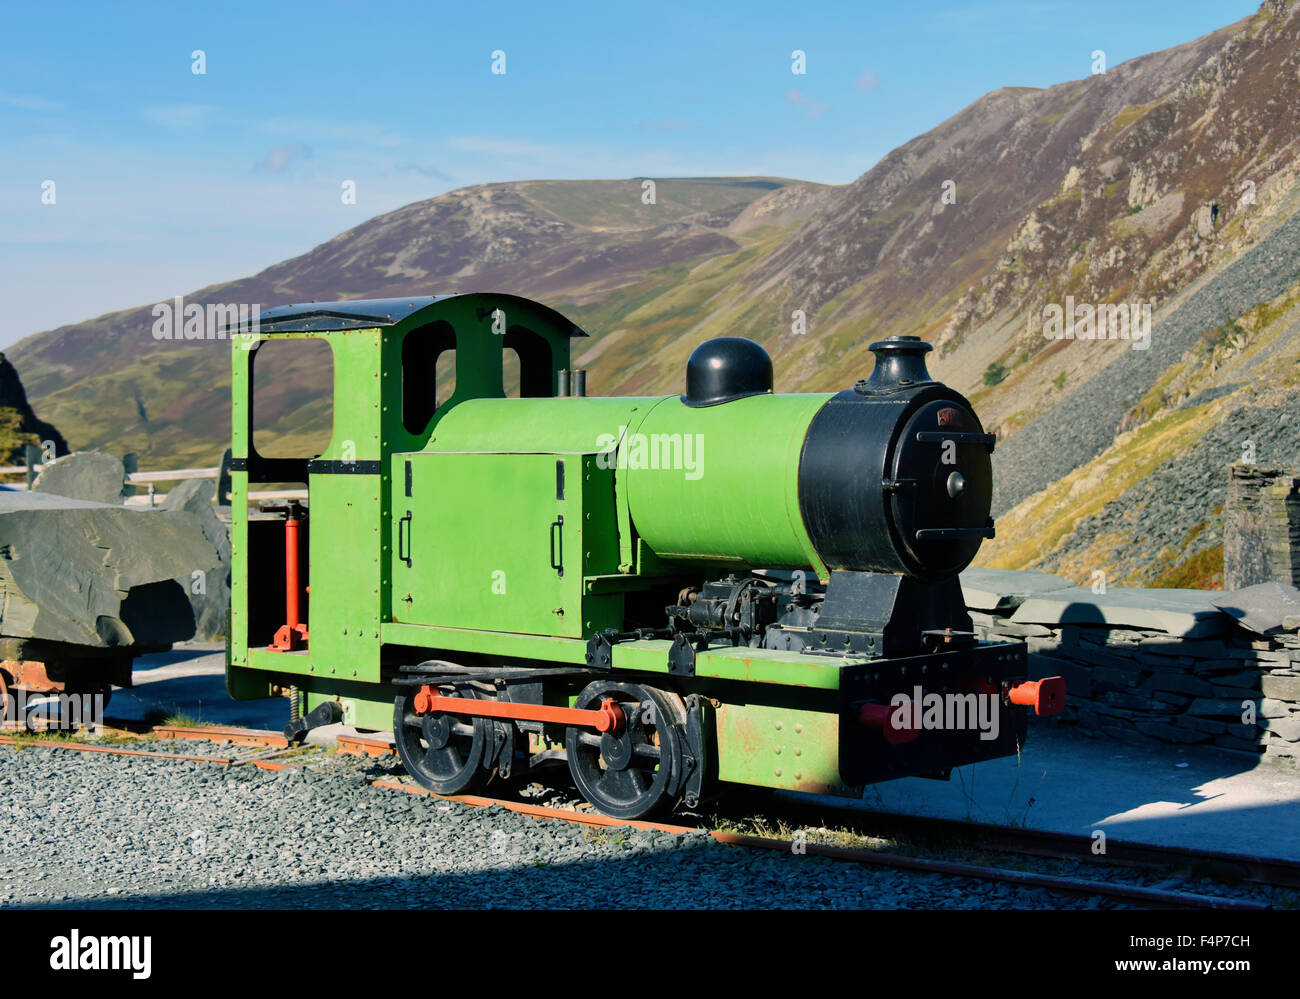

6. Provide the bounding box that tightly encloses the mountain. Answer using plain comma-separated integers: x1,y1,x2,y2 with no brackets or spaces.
7,178,828,466
11,0,1300,590
0,354,66,464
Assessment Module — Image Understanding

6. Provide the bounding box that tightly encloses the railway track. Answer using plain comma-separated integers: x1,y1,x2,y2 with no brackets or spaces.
2,722,1290,910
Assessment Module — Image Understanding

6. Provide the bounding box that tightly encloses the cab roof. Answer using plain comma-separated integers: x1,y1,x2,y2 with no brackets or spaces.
222,293,589,336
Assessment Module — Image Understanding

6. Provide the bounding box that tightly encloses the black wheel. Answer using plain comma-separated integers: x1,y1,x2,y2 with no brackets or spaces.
566,682,684,820
393,684,491,795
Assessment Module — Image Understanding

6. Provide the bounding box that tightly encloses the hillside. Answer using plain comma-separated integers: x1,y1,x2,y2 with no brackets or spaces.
0,354,66,464
10,0,1300,589
7,177,827,467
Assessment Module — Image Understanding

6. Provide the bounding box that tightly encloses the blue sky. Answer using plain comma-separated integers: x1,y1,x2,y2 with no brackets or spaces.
0,0,1260,349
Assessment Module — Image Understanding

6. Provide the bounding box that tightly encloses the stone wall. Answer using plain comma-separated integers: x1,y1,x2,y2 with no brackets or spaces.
960,568,1300,766
1224,464,1300,589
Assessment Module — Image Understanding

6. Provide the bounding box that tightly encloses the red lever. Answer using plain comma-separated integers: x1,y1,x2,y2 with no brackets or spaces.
270,511,309,651
1007,676,1067,717
858,700,919,744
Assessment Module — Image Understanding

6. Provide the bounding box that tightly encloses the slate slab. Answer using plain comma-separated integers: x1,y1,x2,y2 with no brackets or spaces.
31,451,126,504
0,488,220,647
958,567,1074,612
1211,581,1300,636
1010,586,1229,638
160,479,231,641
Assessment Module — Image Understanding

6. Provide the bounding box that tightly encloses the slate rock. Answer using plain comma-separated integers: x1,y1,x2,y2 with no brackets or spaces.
1262,714,1300,742
0,489,218,647
958,568,1074,612
32,451,126,504
1142,673,1214,696
1010,587,1228,637
1134,720,1210,743
160,478,231,641
1212,582,1300,636
1261,698,1292,718
1260,674,1300,702
1186,697,1253,718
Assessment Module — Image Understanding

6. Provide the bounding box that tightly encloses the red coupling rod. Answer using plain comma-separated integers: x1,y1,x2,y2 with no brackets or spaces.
1006,676,1067,717
413,688,626,735
858,700,919,744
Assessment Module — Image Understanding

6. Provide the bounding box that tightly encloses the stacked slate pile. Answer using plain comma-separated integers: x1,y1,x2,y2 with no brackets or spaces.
959,568,1300,766
0,488,219,648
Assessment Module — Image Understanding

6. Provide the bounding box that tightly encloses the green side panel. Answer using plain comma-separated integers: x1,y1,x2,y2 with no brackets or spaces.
622,393,831,574
381,622,588,663
391,452,621,637
714,701,851,794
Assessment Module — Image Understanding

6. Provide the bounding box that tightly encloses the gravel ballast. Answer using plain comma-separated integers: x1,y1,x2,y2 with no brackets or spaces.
0,741,1147,910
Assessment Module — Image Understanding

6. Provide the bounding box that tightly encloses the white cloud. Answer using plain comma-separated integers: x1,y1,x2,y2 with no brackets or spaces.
852,70,881,93
786,89,828,118
257,144,313,172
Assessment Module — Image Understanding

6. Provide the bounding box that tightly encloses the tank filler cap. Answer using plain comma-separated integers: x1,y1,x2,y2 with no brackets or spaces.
681,337,774,408
854,335,936,395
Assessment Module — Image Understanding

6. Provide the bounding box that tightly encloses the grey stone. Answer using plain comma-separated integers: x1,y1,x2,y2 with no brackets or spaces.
1260,674,1300,701
986,621,1055,638
159,479,231,641
1090,666,1142,690
1177,716,1229,735
1137,638,1230,658
1262,714,1300,742
1213,582,1300,636
958,568,1074,611
1134,720,1210,743
1028,653,1091,698
1210,669,1261,688
1261,698,1292,718
0,488,218,647
1210,684,1262,699
1186,698,1254,718
1214,733,1265,752
1010,587,1228,637
1141,673,1214,696
32,451,126,505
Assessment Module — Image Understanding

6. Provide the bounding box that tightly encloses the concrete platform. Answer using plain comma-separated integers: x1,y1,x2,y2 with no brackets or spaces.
108,642,288,730
795,724,1300,861
117,643,1300,862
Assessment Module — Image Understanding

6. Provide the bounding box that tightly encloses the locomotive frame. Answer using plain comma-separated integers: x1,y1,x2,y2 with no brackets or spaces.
225,293,1062,818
